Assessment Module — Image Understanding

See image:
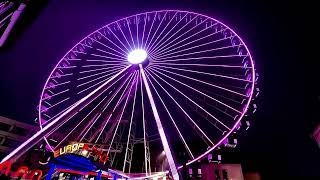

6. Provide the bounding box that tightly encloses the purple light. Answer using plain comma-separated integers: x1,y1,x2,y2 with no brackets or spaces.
146,69,214,145
149,67,231,130
152,28,228,58
148,14,203,56
150,65,247,97
150,66,242,114
147,13,188,54
127,49,148,64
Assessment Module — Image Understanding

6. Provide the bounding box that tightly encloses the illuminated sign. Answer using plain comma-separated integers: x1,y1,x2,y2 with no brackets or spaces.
54,143,108,164
54,143,84,157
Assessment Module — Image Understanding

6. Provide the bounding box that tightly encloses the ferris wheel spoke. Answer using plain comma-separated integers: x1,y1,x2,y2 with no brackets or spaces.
97,31,128,54
41,97,70,113
150,65,247,97
143,12,157,50
140,13,148,49
77,74,131,141
42,89,70,101
42,102,81,138
78,114,101,142
77,72,127,95
151,54,249,63
56,72,134,147
79,64,126,74
148,12,188,55
96,48,127,59
56,65,77,69
41,100,79,128
77,68,123,88
44,81,70,90
88,53,127,61
154,43,239,61
93,72,136,143
153,31,232,59
125,18,136,49
71,51,86,55
116,21,134,51
50,77,126,147
106,26,131,52
76,80,106,95
123,71,139,172
136,15,140,49
77,66,124,81
85,59,126,63
148,68,230,131
149,14,199,56
81,70,133,143
50,73,73,79
107,72,137,155
145,11,168,51
145,69,195,159
90,36,127,57
145,69,215,146
153,22,220,58
79,74,134,142
80,42,126,59
63,58,81,61
149,66,242,114
152,64,250,82
147,51,161,62
153,66,242,114
81,63,129,68
89,114,112,143
152,26,225,58
80,40,123,58
77,75,122,95
152,17,210,56
147,11,178,52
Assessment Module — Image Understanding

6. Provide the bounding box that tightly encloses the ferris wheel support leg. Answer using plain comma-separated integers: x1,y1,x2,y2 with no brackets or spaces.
0,65,131,163
140,64,179,180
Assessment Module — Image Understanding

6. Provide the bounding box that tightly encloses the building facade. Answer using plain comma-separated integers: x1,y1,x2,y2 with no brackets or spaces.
0,116,38,159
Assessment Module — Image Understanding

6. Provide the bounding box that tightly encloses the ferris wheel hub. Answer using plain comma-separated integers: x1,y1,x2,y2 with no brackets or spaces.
127,49,148,64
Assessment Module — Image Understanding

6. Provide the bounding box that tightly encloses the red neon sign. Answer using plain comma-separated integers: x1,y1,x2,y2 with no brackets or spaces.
0,161,41,180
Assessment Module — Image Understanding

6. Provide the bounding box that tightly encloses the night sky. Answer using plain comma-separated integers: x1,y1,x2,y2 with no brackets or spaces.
0,0,318,179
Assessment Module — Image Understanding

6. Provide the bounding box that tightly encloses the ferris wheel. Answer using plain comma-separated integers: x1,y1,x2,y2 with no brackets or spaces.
33,10,257,179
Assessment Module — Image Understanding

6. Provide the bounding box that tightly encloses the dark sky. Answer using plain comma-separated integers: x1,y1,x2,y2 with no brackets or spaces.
0,0,318,178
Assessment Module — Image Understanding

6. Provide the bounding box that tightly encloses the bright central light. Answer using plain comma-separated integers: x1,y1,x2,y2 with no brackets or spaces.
127,49,147,64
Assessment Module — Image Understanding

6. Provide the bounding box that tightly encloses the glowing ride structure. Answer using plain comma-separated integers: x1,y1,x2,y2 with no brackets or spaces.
1,10,257,179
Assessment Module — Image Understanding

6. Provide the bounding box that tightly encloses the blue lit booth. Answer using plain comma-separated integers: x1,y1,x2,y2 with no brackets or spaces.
44,142,127,180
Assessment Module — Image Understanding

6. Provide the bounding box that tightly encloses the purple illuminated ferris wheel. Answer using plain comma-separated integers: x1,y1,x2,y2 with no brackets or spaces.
2,10,257,179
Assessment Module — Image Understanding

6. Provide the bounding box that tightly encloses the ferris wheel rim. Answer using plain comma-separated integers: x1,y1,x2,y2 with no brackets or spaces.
37,9,256,177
